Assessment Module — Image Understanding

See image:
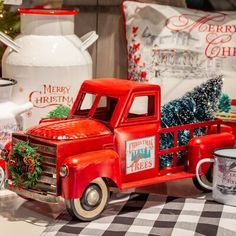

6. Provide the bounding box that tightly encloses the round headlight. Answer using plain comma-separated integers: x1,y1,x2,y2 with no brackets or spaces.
60,165,68,177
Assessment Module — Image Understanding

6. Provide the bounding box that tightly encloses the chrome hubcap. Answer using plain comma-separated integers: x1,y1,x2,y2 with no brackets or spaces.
87,189,100,206
81,184,102,210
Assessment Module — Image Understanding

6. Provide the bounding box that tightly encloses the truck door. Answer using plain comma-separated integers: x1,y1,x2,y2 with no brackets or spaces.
114,91,160,183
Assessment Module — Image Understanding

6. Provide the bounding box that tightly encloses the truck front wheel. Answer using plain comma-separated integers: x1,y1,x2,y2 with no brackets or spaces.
65,178,109,221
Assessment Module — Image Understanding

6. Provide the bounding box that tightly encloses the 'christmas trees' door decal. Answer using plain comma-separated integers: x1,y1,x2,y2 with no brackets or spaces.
126,136,155,174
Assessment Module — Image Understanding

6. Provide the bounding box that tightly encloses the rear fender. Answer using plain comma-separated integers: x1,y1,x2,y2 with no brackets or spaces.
61,149,121,199
208,124,233,135
188,132,235,175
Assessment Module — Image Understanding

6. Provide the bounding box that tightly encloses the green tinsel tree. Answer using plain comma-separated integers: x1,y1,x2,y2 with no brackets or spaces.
160,75,223,168
218,93,231,113
47,105,70,118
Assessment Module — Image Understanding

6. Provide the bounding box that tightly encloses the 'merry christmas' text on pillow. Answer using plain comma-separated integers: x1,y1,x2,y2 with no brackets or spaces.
123,1,236,104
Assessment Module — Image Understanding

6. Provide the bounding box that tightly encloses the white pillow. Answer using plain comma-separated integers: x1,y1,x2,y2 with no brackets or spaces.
123,1,236,104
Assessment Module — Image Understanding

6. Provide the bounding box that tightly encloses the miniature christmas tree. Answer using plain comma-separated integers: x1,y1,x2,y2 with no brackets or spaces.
47,105,70,118
160,75,223,168
218,93,231,113
0,0,20,61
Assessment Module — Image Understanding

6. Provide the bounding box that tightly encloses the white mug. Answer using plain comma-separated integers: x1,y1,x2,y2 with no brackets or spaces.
196,148,236,206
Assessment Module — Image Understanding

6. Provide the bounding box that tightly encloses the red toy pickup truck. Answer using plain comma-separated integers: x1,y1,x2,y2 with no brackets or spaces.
0,78,235,221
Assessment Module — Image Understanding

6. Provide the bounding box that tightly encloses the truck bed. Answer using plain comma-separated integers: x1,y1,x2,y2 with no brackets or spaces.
158,118,222,171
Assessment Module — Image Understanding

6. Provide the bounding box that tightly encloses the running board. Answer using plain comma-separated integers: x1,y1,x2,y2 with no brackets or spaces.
121,172,195,190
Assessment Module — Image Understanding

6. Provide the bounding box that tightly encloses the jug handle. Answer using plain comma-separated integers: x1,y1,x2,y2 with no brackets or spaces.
80,31,98,51
0,31,20,53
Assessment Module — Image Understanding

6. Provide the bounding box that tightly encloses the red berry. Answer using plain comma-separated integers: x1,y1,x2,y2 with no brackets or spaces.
141,71,147,78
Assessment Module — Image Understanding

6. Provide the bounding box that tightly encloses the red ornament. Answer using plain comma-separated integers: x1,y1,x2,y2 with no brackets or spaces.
141,71,147,79
17,185,23,190
21,147,25,153
21,166,28,172
134,56,140,64
28,164,35,174
133,43,140,50
132,26,138,34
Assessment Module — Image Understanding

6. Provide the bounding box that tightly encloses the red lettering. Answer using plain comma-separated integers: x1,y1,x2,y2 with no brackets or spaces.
216,25,224,33
145,160,153,168
205,33,232,58
225,25,232,33
131,160,153,172
208,24,215,32
140,162,145,169
166,13,225,32
222,47,231,56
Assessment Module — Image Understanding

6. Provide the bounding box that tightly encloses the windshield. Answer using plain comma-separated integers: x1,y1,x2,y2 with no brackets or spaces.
74,93,118,123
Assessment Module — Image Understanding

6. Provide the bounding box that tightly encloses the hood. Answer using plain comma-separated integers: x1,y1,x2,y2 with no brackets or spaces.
26,118,112,140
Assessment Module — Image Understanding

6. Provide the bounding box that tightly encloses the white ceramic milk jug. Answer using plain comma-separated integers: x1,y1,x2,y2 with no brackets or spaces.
0,78,32,150
1,8,98,128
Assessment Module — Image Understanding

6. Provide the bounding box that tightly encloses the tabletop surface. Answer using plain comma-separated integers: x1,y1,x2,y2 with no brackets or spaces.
1,179,236,236
42,192,236,236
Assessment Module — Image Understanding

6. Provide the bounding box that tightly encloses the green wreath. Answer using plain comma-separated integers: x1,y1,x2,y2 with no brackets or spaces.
7,142,42,188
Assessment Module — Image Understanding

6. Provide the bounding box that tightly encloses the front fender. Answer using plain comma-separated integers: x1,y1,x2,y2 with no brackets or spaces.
60,149,121,199
0,158,5,171
188,132,235,175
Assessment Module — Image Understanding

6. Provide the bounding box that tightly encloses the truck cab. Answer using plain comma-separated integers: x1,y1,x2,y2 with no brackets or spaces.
1,78,235,221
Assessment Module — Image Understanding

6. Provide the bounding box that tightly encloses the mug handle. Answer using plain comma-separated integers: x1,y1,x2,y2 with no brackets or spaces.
196,158,214,190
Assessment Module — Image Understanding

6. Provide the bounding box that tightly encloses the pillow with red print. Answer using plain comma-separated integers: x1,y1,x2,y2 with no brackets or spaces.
123,1,236,104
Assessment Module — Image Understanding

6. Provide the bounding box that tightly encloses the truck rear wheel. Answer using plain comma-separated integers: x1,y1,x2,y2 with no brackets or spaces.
65,178,109,221
193,165,213,192
0,166,5,189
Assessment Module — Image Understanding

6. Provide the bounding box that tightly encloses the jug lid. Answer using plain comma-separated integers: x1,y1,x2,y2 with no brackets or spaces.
18,8,78,16
0,78,17,87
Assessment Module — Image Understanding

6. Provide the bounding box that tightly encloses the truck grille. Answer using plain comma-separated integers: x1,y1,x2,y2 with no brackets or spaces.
10,136,59,203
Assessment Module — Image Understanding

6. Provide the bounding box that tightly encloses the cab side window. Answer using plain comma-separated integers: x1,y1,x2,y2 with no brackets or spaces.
127,95,155,119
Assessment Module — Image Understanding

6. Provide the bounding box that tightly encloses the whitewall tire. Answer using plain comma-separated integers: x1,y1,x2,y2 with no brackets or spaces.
65,178,109,221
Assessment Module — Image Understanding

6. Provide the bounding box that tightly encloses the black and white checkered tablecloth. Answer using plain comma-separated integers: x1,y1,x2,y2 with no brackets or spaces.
42,193,236,236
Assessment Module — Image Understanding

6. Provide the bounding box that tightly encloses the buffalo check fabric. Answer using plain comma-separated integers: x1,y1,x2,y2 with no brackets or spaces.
42,193,236,236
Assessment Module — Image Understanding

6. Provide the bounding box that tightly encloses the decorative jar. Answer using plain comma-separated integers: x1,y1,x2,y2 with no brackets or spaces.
2,8,98,128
